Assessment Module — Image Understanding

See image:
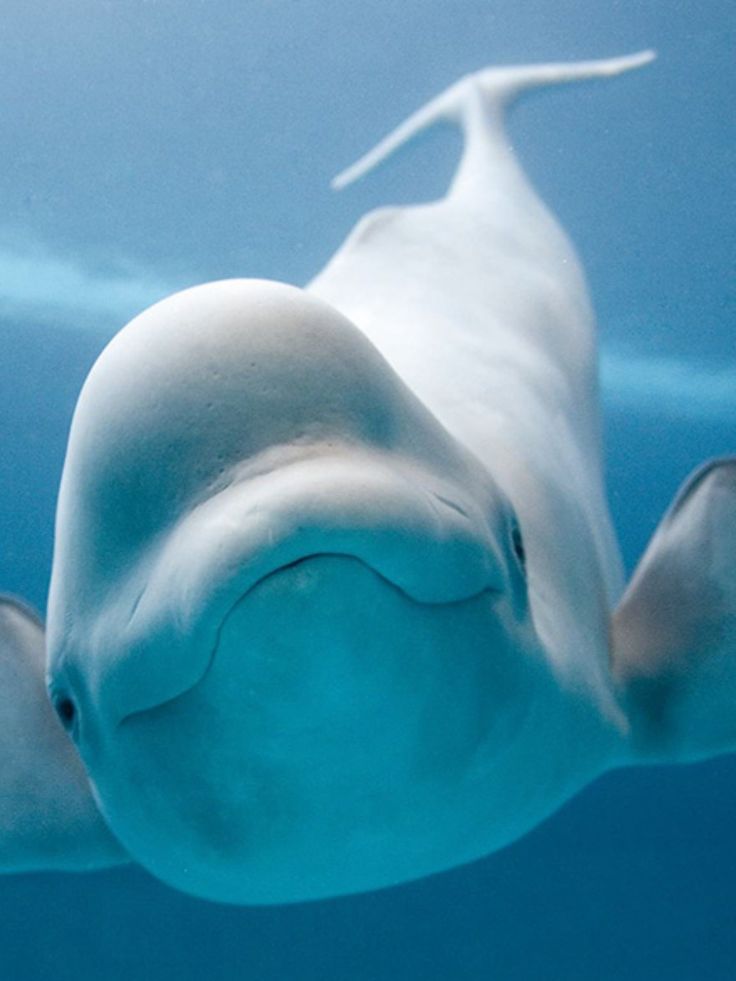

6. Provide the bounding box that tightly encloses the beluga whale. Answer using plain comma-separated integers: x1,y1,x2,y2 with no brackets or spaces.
2,51,735,904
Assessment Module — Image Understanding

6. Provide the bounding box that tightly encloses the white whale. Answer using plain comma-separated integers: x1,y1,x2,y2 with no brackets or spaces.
2,51,734,903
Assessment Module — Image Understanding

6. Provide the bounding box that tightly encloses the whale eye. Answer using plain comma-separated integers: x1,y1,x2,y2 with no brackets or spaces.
510,521,526,574
53,694,77,732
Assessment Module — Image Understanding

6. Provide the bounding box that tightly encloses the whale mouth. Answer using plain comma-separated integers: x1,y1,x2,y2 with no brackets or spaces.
188,445,509,608
102,445,510,727
205,456,505,604
198,545,500,683
240,550,495,607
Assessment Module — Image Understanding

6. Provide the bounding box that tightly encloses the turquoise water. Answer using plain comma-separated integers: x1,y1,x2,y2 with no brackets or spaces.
0,1,734,977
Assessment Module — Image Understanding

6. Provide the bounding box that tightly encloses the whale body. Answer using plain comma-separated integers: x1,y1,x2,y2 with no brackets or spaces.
1,51,735,904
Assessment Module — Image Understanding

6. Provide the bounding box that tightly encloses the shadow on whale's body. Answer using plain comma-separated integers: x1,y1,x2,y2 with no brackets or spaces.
1,51,735,904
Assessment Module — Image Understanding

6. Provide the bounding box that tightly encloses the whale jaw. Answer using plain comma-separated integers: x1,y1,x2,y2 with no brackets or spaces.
90,554,539,904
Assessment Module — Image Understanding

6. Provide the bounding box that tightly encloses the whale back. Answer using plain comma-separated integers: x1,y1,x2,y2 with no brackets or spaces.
311,55,653,704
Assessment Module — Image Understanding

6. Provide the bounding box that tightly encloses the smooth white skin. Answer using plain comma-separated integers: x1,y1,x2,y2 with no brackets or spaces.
44,54,662,902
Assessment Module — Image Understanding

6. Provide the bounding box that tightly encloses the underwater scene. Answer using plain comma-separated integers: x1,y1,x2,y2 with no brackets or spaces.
0,0,734,978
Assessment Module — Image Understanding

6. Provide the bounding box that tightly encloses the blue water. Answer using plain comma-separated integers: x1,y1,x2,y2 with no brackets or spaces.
0,1,734,978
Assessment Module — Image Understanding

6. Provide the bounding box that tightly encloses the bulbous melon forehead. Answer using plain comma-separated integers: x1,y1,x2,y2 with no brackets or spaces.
73,278,408,473
58,279,436,564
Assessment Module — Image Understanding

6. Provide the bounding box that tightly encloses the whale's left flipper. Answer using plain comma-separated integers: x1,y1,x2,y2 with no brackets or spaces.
613,459,736,762
0,597,127,871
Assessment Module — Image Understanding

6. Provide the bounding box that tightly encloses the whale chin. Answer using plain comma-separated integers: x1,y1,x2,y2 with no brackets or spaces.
91,553,533,905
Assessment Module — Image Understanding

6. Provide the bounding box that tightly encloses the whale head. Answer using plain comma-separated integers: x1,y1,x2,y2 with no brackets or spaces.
47,279,544,903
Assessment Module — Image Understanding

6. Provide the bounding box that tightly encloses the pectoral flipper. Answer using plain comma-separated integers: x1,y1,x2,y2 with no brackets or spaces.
0,596,126,870
613,459,736,762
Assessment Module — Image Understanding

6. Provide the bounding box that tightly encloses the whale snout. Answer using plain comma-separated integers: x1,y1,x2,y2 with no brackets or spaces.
182,447,506,609
80,446,510,729
48,431,531,907
77,448,533,904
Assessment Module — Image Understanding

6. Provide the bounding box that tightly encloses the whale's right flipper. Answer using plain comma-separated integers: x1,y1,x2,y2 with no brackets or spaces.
0,596,127,871
613,459,736,763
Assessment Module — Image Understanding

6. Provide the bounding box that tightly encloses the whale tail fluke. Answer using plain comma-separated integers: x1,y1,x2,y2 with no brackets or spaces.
331,50,656,191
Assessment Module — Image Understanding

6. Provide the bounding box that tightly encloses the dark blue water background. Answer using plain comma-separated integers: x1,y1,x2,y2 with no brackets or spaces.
0,1,734,978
